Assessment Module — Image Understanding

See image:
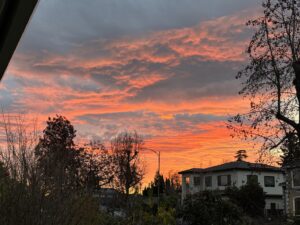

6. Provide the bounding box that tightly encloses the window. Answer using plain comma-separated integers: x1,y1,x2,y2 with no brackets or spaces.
185,176,190,193
295,198,300,216
205,176,212,187
217,175,231,186
247,175,258,184
194,176,201,186
185,176,190,186
293,169,300,187
264,176,275,187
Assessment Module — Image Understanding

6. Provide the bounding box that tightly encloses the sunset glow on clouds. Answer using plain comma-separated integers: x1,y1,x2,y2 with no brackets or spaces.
1,0,262,184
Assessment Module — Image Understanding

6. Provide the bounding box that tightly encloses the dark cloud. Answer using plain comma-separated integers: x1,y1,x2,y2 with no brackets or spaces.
76,111,227,138
6,4,253,105
174,113,227,123
84,57,242,103
127,59,242,103
151,43,179,58
0,77,16,109
17,0,259,54
77,111,145,123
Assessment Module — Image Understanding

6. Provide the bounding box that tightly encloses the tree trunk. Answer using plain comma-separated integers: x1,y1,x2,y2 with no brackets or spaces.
293,61,300,138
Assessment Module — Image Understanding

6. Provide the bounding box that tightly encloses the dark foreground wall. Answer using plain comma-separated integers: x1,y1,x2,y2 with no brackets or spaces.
0,0,38,80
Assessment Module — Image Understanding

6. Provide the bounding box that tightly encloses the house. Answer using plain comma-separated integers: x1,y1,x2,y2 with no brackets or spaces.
179,160,284,213
282,159,300,217
93,188,120,209
93,188,126,217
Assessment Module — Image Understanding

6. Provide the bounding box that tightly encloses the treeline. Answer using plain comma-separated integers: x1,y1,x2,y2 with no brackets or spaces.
0,114,145,225
142,172,181,197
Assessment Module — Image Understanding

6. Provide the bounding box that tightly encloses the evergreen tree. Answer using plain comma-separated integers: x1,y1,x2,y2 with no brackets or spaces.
154,172,165,195
35,115,82,192
234,150,248,161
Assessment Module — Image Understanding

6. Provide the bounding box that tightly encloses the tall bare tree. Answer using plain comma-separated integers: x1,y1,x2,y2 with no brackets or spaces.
79,141,114,190
0,114,41,225
0,113,38,183
228,0,300,156
111,131,144,196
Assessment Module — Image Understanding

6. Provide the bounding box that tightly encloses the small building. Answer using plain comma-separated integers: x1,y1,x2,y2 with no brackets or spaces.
179,160,284,213
283,160,300,217
93,188,126,217
93,188,120,209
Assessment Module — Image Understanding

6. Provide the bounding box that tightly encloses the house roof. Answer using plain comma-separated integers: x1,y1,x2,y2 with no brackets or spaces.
178,168,204,174
178,160,282,174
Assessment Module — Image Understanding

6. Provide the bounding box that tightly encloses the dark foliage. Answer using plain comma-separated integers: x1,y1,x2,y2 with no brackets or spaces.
143,172,181,197
226,181,266,217
280,132,300,166
180,191,243,225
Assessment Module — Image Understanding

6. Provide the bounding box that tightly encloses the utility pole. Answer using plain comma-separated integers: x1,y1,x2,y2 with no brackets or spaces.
158,150,160,208
144,148,161,208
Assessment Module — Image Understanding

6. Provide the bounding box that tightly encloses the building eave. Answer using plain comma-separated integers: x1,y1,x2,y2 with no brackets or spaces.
178,168,204,174
178,161,283,175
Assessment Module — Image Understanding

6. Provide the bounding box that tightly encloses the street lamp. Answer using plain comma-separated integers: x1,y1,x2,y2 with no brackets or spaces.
144,147,161,207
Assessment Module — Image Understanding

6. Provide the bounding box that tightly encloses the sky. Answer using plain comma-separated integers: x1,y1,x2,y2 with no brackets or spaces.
1,0,263,184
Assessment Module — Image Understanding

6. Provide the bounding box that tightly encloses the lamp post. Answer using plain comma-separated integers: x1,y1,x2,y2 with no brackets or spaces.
144,147,161,207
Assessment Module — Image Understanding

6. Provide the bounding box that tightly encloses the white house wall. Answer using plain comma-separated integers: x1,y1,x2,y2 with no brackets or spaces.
181,169,284,209
234,170,284,196
265,198,284,210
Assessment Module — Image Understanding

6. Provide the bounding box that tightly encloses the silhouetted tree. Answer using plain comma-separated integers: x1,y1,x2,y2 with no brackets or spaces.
165,178,171,194
111,131,144,196
169,171,181,192
79,141,114,190
280,132,300,166
143,171,181,197
228,0,300,156
235,150,248,161
0,114,118,225
0,114,41,225
154,172,165,195
35,115,83,192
